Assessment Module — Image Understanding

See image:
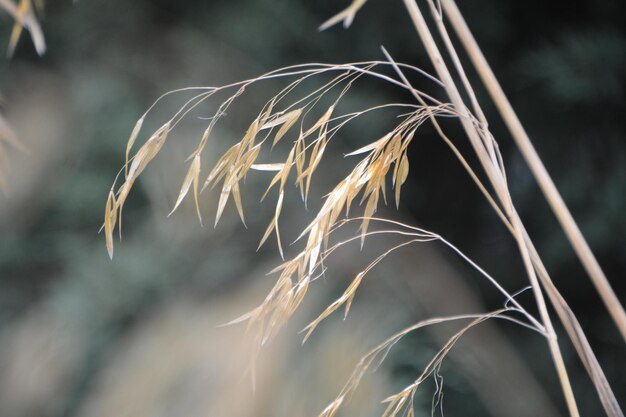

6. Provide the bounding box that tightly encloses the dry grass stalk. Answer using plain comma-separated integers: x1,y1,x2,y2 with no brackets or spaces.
439,0,626,343
318,308,543,417
397,2,580,415
398,1,622,416
0,0,46,189
0,0,46,57
380,10,621,415
104,3,623,417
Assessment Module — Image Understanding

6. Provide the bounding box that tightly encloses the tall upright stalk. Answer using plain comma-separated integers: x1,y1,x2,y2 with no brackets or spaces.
440,0,626,342
400,0,580,415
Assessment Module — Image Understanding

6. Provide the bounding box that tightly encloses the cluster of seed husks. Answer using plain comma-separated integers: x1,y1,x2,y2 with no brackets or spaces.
104,62,497,417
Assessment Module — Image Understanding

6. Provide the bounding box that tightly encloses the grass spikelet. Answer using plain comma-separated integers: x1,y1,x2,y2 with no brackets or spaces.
394,152,409,208
169,154,202,221
231,179,246,227
303,104,334,139
203,143,240,192
265,108,302,147
302,130,327,203
241,144,261,180
106,121,170,253
273,192,285,258
318,396,344,417
215,175,234,227
124,116,144,179
104,191,117,259
301,270,364,343
261,147,294,202
344,133,391,157
126,122,170,181
360,191,378,245
294,137,306,199
319,0,368,31
287,275,310,316
240,118,260,153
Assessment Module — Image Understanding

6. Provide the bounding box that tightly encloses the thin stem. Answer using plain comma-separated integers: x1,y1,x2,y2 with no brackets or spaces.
381,47,514,233
400,0,579,415
440,0,626,342
523,228,624,417
323,217,546,335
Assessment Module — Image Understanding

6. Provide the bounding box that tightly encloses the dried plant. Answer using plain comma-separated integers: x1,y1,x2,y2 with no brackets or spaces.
0,0,45,187
0,0,46,57
104,1,624,416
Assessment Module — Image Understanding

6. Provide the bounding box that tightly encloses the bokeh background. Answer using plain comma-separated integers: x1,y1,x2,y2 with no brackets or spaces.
0,1,624,416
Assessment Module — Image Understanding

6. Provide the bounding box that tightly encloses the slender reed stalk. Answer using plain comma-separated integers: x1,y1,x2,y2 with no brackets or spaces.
385,34,621,416
439,0,626,343
0,0,46,57
400,1,579,415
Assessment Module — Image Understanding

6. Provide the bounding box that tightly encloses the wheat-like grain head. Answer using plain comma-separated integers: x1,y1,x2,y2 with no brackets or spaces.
102,2,624,416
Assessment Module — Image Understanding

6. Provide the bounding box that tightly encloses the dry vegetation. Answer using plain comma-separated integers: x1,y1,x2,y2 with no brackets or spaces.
0,0,45,186
0,0,45,57
104,1,624,416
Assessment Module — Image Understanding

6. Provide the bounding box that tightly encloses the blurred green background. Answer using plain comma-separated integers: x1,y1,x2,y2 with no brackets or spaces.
0,1,624,416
